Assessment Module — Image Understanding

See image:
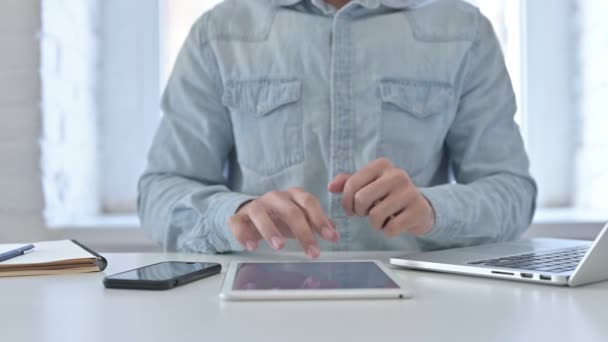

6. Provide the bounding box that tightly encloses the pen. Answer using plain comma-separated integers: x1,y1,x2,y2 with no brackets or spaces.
0,244,35,263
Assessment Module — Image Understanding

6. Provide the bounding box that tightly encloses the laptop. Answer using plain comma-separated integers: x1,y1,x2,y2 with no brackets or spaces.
390,222,608,287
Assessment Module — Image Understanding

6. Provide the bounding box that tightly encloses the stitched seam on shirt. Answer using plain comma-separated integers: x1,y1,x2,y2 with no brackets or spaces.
192,14,227,105
380,78,453,89
404,7,479,43
200,44,224,94
458,9,484,97
198,14,240,153
376,82,385,161
206,4,277,43
443,10,480,134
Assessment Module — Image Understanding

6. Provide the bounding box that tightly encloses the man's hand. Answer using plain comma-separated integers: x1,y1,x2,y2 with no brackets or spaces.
328,158,435,237
228,188,339,259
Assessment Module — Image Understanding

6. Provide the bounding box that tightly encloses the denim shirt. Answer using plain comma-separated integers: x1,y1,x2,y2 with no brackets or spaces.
138,0,537,253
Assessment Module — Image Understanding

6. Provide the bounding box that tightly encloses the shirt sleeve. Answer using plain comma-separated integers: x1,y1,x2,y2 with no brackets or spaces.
417,12,537,249
137,14,256,254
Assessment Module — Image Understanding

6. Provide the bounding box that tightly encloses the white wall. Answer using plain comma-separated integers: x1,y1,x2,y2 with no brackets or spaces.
575,1,608,211
40,0,102,226
0,0,53,242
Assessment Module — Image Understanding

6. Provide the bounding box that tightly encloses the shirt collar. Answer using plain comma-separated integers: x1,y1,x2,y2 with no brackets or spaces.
272,0,435,10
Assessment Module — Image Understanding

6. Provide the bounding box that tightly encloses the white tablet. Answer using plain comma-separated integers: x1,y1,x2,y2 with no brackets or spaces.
219,260,411,301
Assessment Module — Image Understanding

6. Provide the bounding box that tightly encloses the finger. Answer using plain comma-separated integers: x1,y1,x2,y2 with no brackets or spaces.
342,159,391,216
291,190,339,243
367,188,409,231
328,173,351,194
353,169,405,216
272,198,320,259
247,204,286,251
228,214,262,251
383,200,427,237
402,198,435,236
273,216,295,238
301,276,322,289
328,219,341,241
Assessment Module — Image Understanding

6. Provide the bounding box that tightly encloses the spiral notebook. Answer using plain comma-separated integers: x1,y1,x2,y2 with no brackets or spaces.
0,240,107,277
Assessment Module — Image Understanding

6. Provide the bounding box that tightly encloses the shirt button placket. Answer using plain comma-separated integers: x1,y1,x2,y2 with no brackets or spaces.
329,11,355,249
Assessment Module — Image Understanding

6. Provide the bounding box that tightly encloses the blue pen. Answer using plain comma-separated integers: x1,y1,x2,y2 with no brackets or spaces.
0,244,35,263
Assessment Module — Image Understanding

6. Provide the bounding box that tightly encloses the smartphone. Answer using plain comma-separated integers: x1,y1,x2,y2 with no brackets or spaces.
103,261,222,290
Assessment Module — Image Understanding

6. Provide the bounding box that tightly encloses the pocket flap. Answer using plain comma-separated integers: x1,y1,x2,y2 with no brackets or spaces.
223,79,301,116
379,79,453,118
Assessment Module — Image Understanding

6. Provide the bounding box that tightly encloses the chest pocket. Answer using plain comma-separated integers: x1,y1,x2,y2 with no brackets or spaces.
222,79,304,175
377,79,454,174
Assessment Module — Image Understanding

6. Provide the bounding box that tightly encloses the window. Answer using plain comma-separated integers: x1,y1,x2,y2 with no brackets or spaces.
475,0,607,215
41,0,225,226
466,0,523,128
162,1,223,86
40,0,607,228
575,1,608,212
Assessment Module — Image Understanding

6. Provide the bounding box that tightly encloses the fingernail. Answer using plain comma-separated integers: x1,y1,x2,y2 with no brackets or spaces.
321,226,334,240
306,245,320,259
271,236,284,250
245,241,257,251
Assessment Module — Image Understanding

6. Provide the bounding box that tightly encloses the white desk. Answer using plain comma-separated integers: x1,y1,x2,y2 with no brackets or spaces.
1,252,606,342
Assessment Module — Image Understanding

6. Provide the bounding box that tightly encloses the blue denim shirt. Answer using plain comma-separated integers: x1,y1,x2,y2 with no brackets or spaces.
138,0,537,253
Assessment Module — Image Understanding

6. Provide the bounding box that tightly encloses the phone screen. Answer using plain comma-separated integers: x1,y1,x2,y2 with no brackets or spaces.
108,262,218,281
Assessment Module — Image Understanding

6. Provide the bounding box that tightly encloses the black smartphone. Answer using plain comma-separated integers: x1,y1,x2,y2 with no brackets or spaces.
103,261,222,290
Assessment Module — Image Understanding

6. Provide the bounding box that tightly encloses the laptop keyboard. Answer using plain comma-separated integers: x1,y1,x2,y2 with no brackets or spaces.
467,246,590,273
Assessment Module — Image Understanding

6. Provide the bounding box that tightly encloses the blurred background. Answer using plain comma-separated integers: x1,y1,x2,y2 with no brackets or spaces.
1,0,606,251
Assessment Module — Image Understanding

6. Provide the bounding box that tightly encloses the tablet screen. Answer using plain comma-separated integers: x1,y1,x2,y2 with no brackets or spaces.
232,262,399,290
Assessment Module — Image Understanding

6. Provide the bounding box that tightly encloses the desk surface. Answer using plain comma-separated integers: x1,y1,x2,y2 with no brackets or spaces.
1,251,606,342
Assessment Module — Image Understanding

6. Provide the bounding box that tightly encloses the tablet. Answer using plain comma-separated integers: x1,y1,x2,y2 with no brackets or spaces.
220,260,411,301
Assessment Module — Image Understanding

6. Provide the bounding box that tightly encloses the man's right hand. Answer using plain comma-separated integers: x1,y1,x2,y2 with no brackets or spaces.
227,188,339,259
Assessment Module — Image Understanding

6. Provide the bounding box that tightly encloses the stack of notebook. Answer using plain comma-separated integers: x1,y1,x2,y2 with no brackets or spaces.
0,240,107,277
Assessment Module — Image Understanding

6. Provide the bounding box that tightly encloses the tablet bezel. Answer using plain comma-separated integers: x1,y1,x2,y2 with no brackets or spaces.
219,260,411,301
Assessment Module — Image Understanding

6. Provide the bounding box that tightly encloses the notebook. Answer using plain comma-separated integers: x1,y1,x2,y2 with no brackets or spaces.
0,240,107,277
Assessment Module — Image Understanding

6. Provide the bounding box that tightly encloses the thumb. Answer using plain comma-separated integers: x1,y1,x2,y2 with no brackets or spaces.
328,173,351,194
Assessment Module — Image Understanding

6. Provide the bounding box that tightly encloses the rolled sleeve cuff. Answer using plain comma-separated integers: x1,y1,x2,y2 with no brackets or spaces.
207,192,257,252
418,186,458,243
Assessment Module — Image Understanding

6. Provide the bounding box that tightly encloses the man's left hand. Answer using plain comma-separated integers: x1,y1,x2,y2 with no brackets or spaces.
328,158,435,237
